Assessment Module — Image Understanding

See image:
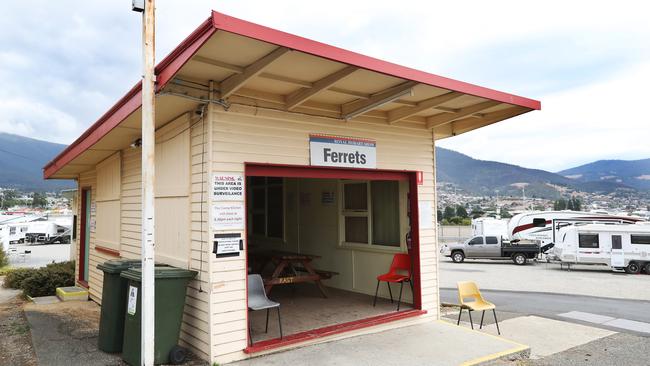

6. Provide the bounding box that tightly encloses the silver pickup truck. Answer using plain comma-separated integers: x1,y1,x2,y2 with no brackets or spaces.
440,235,541,265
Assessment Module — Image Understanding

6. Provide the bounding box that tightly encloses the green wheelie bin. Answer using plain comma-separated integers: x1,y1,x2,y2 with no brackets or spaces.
97,259,143,353
120,266,198,365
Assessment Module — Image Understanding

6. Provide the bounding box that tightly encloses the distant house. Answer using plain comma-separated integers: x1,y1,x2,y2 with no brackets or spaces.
43,11,539,364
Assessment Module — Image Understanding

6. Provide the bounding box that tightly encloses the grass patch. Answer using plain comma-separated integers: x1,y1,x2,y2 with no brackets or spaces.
0,266,15,276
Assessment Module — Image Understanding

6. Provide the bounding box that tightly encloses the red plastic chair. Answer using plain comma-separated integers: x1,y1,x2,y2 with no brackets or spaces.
373,253,413,311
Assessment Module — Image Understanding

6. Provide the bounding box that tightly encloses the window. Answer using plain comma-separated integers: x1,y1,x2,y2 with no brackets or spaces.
468,237,484,245
578,234,599,248
341,180,400,247
612,235,622,250
249,177,284,239
631,235,650,245
486,236,499,244
9,227,16,235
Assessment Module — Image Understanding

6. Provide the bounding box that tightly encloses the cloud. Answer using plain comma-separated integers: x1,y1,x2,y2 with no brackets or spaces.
0,0,649,175
438,62,650,171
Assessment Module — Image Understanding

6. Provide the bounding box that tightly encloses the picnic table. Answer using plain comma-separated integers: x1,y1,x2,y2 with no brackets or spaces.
249,250,337,298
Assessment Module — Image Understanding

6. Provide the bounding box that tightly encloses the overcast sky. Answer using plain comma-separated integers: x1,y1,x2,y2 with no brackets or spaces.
1,1,648,172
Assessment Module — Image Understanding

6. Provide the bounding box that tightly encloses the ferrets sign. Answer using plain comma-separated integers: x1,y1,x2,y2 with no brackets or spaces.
309,134,376,169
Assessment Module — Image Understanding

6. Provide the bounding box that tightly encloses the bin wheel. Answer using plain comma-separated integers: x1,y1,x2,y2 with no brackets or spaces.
169,345,187,365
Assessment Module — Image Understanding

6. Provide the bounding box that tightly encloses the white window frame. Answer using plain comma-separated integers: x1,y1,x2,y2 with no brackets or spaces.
338,180,404,253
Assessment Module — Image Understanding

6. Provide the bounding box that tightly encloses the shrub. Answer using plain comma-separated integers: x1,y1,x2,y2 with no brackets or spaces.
0,246,8,268
45,261,75,276
3,268,38,289
22,265,75,298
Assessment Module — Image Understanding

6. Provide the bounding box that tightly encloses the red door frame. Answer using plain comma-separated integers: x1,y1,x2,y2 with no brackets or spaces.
78,187,90,287
243,163,424,353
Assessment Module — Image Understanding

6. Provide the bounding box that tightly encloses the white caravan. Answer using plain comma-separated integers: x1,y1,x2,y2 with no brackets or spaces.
507,211,642,245
471,217,509,237
550,223,650,274
24,221,71,244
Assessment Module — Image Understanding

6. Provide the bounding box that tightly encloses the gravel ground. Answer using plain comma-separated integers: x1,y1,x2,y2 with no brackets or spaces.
0,277,37,366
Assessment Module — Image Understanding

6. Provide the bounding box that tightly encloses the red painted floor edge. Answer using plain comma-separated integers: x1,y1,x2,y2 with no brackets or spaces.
245,309,427,354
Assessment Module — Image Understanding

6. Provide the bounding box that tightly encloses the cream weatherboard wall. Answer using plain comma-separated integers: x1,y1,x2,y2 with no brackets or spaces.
74,114,213,360
208,104,439,363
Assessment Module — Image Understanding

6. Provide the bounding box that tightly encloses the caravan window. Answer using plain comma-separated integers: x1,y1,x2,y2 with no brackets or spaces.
578,234,599,248
631,235,650,245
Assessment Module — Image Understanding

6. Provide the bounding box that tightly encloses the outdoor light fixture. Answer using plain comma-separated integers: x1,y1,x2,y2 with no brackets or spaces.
132,0,145,12
131,138,142,148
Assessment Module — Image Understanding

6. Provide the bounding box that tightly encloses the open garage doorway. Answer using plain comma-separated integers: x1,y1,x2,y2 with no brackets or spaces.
244,164,422,350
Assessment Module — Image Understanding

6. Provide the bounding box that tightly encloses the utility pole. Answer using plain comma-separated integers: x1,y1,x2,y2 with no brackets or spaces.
132,0,156,365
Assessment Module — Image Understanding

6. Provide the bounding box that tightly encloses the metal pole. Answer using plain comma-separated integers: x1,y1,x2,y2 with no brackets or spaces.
141,0,156,365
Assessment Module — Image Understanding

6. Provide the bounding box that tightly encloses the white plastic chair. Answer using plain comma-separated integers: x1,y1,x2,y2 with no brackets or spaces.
247,274,282,345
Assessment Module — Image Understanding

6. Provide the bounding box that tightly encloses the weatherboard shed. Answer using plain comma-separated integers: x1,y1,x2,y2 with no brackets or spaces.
44,11,540,364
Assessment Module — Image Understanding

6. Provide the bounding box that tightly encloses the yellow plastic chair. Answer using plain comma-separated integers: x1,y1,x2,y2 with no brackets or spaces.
456,281,500,335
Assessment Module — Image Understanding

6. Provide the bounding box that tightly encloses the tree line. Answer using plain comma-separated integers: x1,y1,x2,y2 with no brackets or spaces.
553,197,582,211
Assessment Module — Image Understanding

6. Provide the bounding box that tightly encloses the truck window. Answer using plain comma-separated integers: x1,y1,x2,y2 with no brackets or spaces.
578,234,599,248
468,237,484,245
485,236,498,244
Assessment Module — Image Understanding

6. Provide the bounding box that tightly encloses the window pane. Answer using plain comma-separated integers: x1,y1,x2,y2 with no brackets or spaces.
252,188,265,210
345,216,368,243
631,235,650,245
469,237,484,245
267,185,283,238
578,234,599,248
267,177,283,185
344,183,367,210
252,214,265,235
371,181,400,246
486,236,499,244
250,177,266,186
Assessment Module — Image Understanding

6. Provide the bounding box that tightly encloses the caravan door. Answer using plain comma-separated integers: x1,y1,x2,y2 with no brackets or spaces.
611,234,624,268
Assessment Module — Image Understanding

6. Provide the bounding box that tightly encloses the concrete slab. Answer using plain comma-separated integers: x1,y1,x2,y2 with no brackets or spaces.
602,318,650,334
475,315,616,359
30,295,60,305
559,311,616,324
228,320,529,366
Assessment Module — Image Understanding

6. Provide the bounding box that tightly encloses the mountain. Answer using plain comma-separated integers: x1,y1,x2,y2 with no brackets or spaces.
558,159,650,191
435,147,635,198
0,133,74,191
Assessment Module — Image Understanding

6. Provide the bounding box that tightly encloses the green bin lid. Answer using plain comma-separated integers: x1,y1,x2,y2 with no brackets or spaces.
120,266,198,281
97,259,143,274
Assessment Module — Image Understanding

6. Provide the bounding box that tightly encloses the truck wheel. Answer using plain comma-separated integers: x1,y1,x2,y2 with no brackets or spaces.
643,263,650,275
625,262,642,274
512,253,527,265
451,251,465,263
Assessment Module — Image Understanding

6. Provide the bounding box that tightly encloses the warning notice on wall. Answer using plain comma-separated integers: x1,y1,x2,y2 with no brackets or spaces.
212,202,245,230
213,233,243,258
212,173,244,201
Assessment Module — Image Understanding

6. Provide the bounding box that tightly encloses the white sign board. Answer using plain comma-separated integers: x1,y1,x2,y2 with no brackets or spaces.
419,201,433,229
213,233,242,258
212,202,245,230
127,286,138,315
310,134,376,169
212,173,244,201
